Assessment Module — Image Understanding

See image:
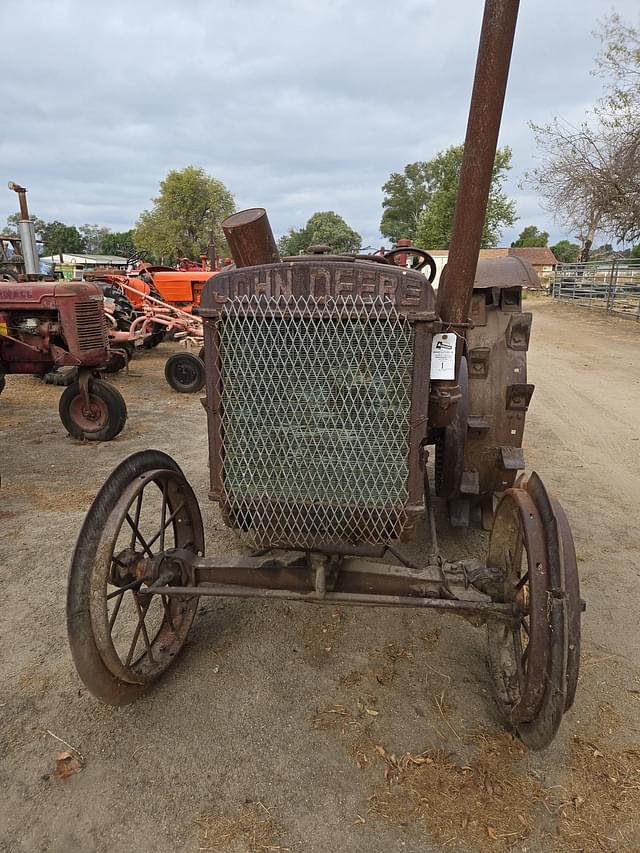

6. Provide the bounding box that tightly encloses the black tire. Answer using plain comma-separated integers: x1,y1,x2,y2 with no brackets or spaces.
0,373,5,395
164,352,205,393
59,378,127,441
99,283,136,330
66,450,203,705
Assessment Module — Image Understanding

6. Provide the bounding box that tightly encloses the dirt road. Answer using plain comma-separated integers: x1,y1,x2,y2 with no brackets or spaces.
1,298,639,852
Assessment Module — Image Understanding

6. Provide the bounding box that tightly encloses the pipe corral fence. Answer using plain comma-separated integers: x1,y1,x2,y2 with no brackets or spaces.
551,259,640,321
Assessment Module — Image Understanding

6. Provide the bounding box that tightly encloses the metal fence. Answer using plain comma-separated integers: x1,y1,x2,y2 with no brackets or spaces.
550,259,640,320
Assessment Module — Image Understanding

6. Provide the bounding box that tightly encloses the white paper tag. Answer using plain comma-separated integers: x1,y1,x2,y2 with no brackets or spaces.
430,333,456,379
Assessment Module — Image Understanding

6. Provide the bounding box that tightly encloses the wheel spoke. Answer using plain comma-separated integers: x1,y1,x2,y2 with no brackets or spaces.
515,571,529,592
131,592,155,664
159,480,168,552
106,579,140,599
130,492,143,550
161,595,175,632
125,593,153,666
125,513,154,558
108,589,125,629
145,501,186,553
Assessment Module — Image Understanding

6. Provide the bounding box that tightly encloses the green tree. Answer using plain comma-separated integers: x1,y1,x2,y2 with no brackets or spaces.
99,230,136,258
134,166,235,262
42,221,85,256
380,162,431,243
630,244,640,259
80,224,111,253
5,212,47,239
414,145,517,249
550,240,581,263
511,225,549,247
278,211,361,255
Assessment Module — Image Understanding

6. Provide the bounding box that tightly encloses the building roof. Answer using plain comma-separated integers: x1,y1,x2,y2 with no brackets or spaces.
508,247,558,265
423,246,559,266
40,253,128,265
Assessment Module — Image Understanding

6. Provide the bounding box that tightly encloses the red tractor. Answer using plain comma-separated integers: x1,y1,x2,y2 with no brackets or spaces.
0,183,127,441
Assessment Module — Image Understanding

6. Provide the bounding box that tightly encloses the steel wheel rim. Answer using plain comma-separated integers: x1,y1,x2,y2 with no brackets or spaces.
487,489,551,724
88,468,200,685
68,393,109,432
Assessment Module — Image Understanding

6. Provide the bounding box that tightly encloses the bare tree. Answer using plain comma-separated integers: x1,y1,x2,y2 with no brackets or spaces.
524,15,640,260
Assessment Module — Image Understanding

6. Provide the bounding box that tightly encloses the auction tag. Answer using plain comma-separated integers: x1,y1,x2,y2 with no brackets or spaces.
430,333,456,379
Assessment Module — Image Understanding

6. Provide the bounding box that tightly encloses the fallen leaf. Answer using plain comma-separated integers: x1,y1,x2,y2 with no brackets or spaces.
486,825,498,840
365,709,379,717
53,751,82,780
353,815,366,825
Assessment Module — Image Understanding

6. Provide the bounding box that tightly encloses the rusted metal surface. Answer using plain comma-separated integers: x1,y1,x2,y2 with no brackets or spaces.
463,287,533,515
432,0,520,421
139,584,518,622
8,181,30,220
222,208,280,268
473,256,540,290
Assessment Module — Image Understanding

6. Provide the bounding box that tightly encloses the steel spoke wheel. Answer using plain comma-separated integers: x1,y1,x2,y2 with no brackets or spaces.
487,474,580,750
487,488,551,726
67,450,204,704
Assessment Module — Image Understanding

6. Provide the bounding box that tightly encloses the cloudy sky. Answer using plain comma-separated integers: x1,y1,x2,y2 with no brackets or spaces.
1,0,638,250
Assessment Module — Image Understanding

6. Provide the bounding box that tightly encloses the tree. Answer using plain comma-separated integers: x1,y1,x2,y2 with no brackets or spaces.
134,166,235,262
524,15,640,259
414,145,517,249
550,240,581,264
99,230,136,258
511,225,549,247
278,211,361,255
80,224,111,254
5,212,47,239
630,244,640,259
380,162,431,243
42,221,85,256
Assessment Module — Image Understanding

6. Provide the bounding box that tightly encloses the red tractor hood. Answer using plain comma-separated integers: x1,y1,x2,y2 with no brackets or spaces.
0,280,103,309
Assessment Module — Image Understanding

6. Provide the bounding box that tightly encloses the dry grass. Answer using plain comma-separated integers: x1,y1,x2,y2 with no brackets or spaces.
301,609,346,662
369,727,640,851
312,702,380,770
370,730,536,849
4,481,97,512
196,802,288,852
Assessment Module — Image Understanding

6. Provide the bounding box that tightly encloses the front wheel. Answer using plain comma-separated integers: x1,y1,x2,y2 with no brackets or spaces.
67,450,204,704
164,352,205,393
59,378,127,441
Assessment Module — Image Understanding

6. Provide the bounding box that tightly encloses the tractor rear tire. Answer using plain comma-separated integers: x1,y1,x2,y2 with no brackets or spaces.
164,352,205,394
0,373,5,395
59,378,127,441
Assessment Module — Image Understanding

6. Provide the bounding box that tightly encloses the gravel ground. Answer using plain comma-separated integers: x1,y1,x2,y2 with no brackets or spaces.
1,298,639,852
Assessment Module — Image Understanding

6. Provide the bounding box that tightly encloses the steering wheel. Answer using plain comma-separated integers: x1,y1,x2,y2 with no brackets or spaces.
384,248,437,283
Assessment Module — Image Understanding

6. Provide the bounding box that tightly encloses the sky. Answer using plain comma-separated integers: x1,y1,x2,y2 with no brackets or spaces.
1,0,638,251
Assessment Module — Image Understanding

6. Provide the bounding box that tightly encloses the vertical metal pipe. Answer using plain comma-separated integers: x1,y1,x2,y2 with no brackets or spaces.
222,208,280,268
430,0,520,424
437,0,520,329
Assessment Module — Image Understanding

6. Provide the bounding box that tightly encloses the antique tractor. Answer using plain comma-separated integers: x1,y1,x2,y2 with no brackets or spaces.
0,183,127,441
67,0,581,749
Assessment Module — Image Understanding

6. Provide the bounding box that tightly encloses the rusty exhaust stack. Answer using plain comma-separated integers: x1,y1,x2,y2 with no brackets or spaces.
432,0,520,421
222,208,280,268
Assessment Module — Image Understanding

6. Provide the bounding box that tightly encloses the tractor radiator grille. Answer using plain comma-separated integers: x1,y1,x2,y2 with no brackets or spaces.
74,300,108,351
218,295,415,547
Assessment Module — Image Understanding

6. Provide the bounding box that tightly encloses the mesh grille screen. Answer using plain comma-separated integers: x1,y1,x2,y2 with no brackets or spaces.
219,295,415,547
